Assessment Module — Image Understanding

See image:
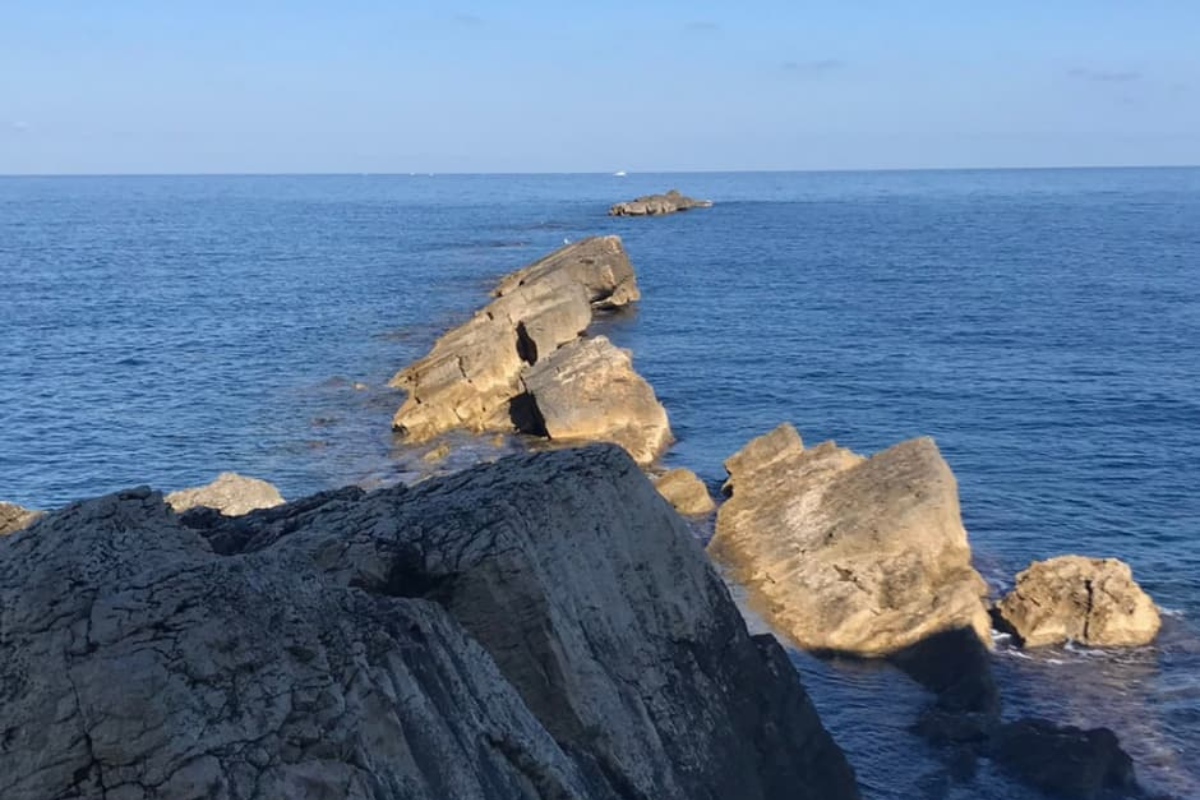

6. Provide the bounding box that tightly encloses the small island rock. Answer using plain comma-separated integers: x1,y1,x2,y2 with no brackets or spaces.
653,468,716,515
708,423,991,656
165,471,285,517
995,556,1161,648
609,189,713,217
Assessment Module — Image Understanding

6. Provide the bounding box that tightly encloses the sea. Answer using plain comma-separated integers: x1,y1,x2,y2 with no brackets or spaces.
2,169,1197,798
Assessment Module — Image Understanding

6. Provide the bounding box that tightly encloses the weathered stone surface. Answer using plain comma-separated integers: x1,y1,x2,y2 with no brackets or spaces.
654,468,716,515
609,189,713,217
389,237,662,456
519,337,672,465
164,471,285,516
0,502,42,536
0,445,858,800
708,424,991,656
996,556,1161,648
989,719,1138,799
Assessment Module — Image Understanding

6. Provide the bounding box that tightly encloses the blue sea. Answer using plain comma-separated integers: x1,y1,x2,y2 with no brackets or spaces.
2,169,1198,798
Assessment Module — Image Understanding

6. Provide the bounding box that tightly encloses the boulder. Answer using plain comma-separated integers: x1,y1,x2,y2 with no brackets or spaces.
995,556,1161,648
390,237,672,465
989,719,1138,799
654,468,716,515
708,424,991,656
0,502,42,536
0,445,859,800
518,336,672,465
165,471,285,516
609,189,713,216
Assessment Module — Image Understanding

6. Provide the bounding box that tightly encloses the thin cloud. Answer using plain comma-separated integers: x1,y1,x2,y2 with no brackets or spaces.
781,59,845,75
684,21,721,33
1068,68,1142,84
451,13,484,27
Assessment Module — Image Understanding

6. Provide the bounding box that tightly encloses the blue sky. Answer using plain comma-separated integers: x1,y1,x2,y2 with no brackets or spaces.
2,1,1198,173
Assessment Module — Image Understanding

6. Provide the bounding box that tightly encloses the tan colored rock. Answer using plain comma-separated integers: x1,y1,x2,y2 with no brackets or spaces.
609,189,713,217
708,424,991,656
520,336,672,466
165,472,285,517
0,502,42,536
390,236,640,442
654,468,716,516
996,556,1161,648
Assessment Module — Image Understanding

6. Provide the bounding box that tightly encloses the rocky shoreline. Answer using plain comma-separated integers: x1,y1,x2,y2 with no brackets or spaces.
0,215,1174,799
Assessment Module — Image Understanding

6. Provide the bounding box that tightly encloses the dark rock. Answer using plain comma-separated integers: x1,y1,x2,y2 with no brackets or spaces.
989,719,1139,799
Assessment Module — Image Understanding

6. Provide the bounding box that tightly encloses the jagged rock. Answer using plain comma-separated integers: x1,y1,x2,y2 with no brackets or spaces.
389,237,670,464
0,502,42,536
995,556,1161,648
164,471,285,516
0,446,858,800
518,336,671,466
708,423,991,656
654,468,716,516
609,189,713,216
989,719,1138,799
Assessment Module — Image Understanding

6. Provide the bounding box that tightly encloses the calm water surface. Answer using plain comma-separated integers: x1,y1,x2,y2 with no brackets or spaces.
2,169,1198,798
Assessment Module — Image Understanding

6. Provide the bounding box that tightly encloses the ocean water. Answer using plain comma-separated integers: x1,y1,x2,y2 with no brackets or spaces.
2,169,1198,798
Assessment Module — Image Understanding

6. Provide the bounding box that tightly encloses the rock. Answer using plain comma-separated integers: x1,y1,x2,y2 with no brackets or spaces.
996,556,1161,648
164,471,285,516
891,627,1000,746
0,502,42,536
518,336,672,465
0,446,859,800
609,189,714,216
389,237,669,463
708,424,991,656
421,441,452,463
989,719,1139,799
654,468,716,515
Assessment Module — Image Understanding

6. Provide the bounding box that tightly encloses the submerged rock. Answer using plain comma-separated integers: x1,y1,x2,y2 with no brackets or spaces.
989,719,1138,800
0,445,858,800
609,189,713,216
654,468,716,516
164,471,285,516
519,336,672,465
390,237,672,464
0,502,42,536
995,556,1161,648
708,423,991,656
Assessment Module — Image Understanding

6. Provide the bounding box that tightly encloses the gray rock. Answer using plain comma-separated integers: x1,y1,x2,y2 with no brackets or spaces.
164,471,285,517
609,189,713,216
0,445,858,800
0,502,42,536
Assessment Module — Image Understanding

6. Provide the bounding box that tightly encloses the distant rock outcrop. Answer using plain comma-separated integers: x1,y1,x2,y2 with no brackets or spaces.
995,556,1161,648
0,502,42,536
0,445,859,800
653,468,716,516
708,423,991,656
165,471,285,516
390,236,672,465
609,189,713,216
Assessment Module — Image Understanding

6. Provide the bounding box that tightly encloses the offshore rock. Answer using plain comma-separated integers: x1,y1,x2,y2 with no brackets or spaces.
989,719,1139,800
709,423,991,656
0,502,42,536
390,237,671,464
164,471,285,516
653,468,716,516
519,336,672,466
609,189,714,216
996,556,1161,648
0,445,858,800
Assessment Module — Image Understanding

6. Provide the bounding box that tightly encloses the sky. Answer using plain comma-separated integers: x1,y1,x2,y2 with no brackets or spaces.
2,1,1199,174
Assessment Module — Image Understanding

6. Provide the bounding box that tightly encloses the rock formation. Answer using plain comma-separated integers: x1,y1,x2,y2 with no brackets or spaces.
164,471,285,516
989,719,1138,800
390,236,672,465
995,556,1161,648
653,468,716,516
0,445,859,800
708,423,991,656
0,501,42,536
608,189,713,216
